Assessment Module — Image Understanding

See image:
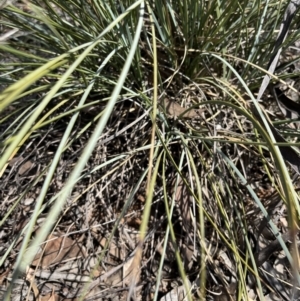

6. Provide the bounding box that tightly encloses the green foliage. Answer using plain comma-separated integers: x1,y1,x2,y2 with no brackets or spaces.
1,1,300,300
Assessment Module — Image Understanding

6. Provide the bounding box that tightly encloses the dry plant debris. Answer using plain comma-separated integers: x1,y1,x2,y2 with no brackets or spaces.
1,83,299,301
1,1,300,301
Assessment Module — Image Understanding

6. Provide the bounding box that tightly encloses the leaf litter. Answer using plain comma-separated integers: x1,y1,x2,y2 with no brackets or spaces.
1,1,300,301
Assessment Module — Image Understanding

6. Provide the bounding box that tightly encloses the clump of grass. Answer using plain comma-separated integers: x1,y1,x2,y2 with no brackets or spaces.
1,1,300,300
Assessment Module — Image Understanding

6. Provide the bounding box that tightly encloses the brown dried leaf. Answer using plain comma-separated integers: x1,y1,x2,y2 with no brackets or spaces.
32,234,87,268
160,98,204,119
100,237,117,258
18,160,33,175
128,249,142,288
100,237,125,260
123,255,140,286
8,156,23,167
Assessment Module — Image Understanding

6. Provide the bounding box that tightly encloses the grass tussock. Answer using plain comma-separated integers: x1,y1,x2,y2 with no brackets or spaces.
1,0,300,300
